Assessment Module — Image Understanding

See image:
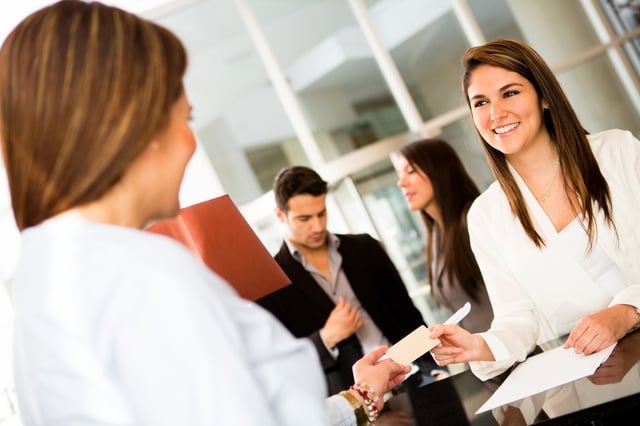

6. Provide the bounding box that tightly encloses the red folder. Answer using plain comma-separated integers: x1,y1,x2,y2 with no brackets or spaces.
146,194,290,301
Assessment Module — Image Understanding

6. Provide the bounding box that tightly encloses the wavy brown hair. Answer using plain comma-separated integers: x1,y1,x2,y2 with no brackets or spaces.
0,0,187,230
400,138,485,302
462,39,613,248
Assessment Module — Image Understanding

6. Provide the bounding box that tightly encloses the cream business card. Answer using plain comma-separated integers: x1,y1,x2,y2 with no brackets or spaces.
386,325,440,365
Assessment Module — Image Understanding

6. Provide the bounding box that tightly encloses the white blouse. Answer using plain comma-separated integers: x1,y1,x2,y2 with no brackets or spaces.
557,218,626,299
13,216,340,426
467,129,640,380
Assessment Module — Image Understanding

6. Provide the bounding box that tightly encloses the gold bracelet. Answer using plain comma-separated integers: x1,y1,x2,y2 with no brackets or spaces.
339,391,370,426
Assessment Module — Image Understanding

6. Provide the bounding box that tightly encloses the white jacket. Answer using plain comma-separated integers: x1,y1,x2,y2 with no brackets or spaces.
13,217,341,426
467,128,640,380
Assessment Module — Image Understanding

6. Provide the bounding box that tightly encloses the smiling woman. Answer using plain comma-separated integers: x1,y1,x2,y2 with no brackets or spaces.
428,39,640,389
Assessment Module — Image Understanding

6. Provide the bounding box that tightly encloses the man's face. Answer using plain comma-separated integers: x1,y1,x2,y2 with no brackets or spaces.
276,193,328,251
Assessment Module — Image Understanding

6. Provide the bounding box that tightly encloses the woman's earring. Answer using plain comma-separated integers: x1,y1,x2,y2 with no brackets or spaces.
149,141,160,151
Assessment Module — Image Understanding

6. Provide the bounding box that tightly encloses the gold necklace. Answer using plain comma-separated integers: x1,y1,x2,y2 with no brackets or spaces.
537,160,560,202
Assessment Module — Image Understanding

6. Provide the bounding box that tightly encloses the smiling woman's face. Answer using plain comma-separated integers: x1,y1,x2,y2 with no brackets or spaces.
467,64,549,159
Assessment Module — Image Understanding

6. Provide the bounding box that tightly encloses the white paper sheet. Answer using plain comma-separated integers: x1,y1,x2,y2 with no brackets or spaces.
476,343,616,414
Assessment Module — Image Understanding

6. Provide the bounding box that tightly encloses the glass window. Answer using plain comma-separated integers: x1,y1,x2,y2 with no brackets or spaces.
599,0,640,75
158,1,297,205
468,0,524,41
557,54,640,135
500,0,640,135
333,156,452,325
249,0,410,166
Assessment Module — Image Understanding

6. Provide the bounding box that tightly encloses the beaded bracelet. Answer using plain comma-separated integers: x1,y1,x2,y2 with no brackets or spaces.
350,382,380,424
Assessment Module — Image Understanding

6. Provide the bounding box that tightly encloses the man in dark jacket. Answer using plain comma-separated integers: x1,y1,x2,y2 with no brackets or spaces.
257,166,443,395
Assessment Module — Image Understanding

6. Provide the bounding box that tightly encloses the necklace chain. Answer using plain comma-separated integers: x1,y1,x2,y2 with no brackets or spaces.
537,160,560,202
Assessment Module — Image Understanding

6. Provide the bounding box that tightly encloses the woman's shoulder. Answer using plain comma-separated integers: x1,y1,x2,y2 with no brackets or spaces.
588,128,638,149
469,181,504,216
21,217,217,290
588,128,640,166
466,181,515,239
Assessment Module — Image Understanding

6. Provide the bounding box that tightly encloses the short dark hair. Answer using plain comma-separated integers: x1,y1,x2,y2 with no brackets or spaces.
273,166,328,212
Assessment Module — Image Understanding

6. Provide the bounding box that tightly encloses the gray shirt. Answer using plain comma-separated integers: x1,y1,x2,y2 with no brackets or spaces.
285,233,389,356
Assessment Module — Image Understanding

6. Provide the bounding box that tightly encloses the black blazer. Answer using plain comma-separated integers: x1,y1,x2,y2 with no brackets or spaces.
256,233,434,395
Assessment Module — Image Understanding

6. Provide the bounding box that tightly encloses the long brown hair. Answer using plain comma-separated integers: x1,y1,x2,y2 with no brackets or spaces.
462,39,613,248
400,138,485,302
0,0,187,230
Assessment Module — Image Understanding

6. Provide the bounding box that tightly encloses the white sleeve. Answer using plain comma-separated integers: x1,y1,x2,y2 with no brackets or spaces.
325,395,356,426
594,130,640,316
466,196,539,381
112,258,329,426
112,274,281,425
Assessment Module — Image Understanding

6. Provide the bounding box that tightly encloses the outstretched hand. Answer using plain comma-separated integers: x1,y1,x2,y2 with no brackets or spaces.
428,324,494,365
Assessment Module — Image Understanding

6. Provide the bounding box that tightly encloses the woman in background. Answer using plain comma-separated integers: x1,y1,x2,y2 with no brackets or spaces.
396,138,493,333
0,1,407,425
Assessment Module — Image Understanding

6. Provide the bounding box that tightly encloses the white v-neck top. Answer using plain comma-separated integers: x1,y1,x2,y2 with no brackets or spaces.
556,218,626,298
466,129,640,381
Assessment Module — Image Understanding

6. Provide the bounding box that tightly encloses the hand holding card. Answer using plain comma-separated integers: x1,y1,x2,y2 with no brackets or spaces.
385,325,441,365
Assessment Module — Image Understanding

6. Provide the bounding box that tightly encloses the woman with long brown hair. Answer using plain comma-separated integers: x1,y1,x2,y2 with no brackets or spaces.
396,138,492,333
429,39,640,382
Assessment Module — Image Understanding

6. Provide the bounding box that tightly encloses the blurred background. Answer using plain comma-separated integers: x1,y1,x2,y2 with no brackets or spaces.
2,1,640,423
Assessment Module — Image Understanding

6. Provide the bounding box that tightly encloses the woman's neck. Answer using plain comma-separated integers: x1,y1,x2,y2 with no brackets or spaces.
506,129,557,181
56,185,149,229
424,204,444,230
